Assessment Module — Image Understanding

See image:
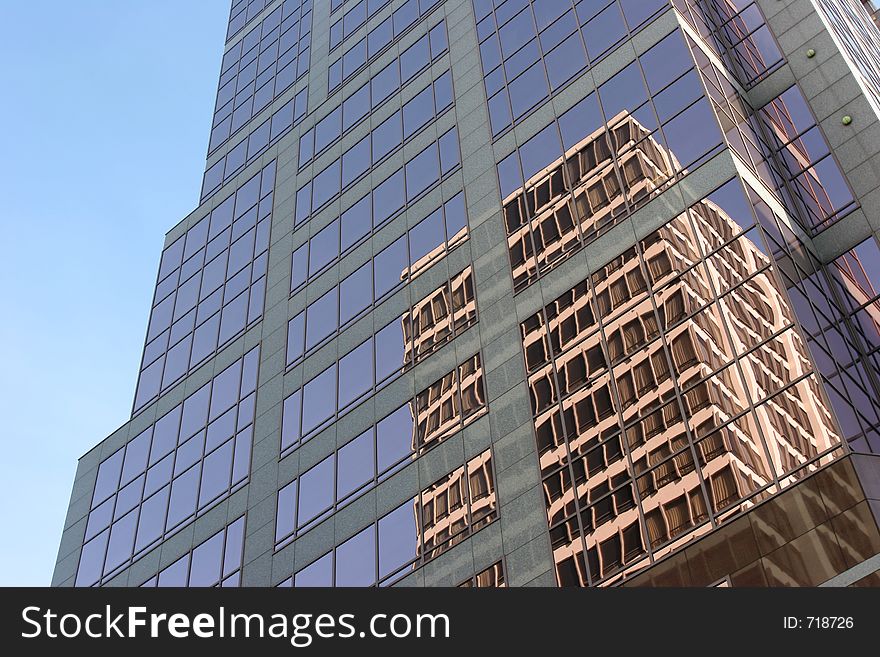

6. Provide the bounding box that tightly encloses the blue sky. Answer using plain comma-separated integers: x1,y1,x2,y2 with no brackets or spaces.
0,2,228,585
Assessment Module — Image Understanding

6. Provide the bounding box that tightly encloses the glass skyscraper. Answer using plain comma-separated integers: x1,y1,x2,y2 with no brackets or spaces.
54,0,880,588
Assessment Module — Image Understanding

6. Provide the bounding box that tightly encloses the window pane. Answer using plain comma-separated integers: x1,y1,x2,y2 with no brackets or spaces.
340,261,373,324
375,320,407,383
298,455,335,527
377,405,414,473
338,430,374,499
295,552,333,586
306,287,339,349
338,340,374,409
378,501,419,580
374,237,408,298
405,144,439,201
302,366,338,435
335,526,375,586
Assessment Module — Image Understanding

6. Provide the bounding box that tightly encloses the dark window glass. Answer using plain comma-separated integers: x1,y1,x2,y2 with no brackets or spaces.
378,501,419,580
295,552,333,586
374,170,406,224
409,207,445,265
403,86,434,138
374,237,408,298
342,195,372,251
335,526,375,586
309,221,339,276
302,366,337,435
406,143,440,200
337,430,374,499
342,135,371,187
377,405,413,473
340,262,373,325
375,321,407,383
373,111,403,162
338,340,374,409
298,455,334,528
313,160,341,210
306,288,338,349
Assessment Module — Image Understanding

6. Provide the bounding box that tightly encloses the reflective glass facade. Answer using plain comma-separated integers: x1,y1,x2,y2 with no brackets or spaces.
56,0,880,589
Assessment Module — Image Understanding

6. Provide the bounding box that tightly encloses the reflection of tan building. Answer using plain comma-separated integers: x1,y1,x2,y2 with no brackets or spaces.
402,267,476,368
413,353,486,454
520,125,843,586
504,113,676,291
459,561,506,587
417,448,496,560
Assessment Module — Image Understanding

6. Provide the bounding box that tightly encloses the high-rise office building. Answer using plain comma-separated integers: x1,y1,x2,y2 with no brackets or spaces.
54,0,880,588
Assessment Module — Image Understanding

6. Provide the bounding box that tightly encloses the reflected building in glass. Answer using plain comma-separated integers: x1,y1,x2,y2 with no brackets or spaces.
56,0,880,588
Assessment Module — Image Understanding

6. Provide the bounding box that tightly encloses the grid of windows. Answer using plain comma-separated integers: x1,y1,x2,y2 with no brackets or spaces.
278,448,496,586
685,34,855,235
76,348,259,587
328,0,443,92
134,162,274,413
295,126,460,228
754,191,880,454
458,561,506,587
292,190,467,294
209,0,311,155
141,516,246,587
521,175,846,586
202,87,307,202
818,240,880,450
275,348,486,549
497,29,723,291
287,256,475,371
301,70,452,206
672,0,784,88
473,0,669,137
227,0,272,41
302,70,451,180
813,0,880,114
301,21,448,170
330,0,392,52
281,279,484,448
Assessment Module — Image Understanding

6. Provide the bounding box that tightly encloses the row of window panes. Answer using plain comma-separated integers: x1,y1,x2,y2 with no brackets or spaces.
287,228,473,366
671,0,783,88
738,178,880,454
330,0,392,52
279,447,496,587
134,162,274,413
275,354,487,547
299,21,448,170
522,177,845,585
210,0,311,154
329,0,443,92
141,516,246,587
683,36,853,239
291,190,467,295
302,66,451,178
496,29,725,291
300,69,452,207
814,0,880,111
201,88,307,202
474,0,669,137
755,86,855,233
295,126,460,228
281,287,482,452
227,0,272,42
76,348,259,587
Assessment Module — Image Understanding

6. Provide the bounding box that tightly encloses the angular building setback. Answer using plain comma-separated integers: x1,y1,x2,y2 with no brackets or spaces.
54,0,880,588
